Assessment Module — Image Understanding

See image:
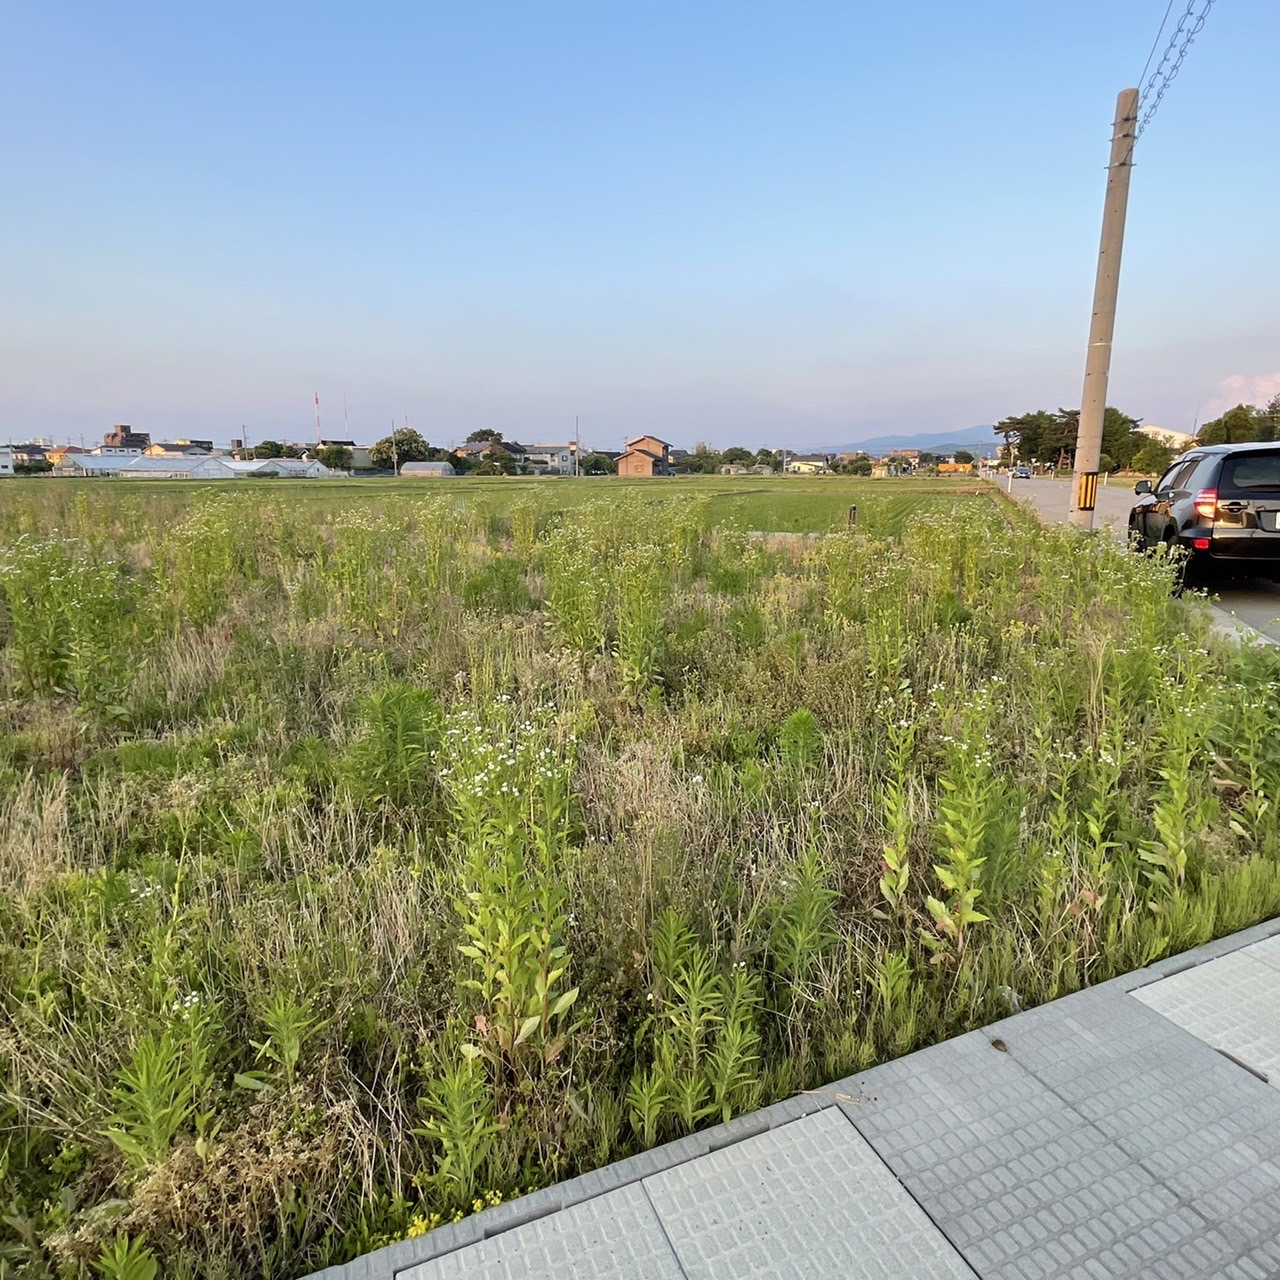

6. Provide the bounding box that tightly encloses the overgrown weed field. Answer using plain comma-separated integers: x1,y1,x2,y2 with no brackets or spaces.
1,477,1277,1279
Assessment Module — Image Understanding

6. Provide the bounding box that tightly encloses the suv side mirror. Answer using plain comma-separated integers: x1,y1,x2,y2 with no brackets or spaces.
1134,479,1152,495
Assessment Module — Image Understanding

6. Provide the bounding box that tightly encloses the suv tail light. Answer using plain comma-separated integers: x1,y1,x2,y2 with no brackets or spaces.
1194,488,1217,521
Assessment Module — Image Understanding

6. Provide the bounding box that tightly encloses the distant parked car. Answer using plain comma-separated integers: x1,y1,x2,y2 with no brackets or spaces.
1012,465,1032,480
1128,442,1280,582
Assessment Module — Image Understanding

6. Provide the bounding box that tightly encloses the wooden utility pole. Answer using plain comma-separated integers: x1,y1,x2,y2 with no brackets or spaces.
1069,88,1139,529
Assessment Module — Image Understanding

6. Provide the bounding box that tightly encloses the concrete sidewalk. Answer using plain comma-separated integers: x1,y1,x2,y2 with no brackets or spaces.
309,916,1280,1280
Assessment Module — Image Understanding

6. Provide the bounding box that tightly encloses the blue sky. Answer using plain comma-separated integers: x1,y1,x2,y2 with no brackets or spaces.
2,1,1276,451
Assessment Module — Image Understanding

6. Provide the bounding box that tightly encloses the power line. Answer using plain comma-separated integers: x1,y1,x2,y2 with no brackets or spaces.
1138,0,1177,89
1136,0,1216,139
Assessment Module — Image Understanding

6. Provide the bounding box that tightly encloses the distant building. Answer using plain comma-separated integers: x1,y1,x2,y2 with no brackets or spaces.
400,460,456,478
120,456,236,480
57,455,334,480
57,455,132,477
0,446,13,477
43,445,86,467
104,425,151,452
224,458,334,479
11,442,51,469
617,435,672,477
786,454,831,474
1139,425,1197,450
144,440,214,457
523,444,578,475
453,440,528,463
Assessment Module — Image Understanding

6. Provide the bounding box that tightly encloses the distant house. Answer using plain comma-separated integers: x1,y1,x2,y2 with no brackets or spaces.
454,440,527,461
44,445,86,467
0,446,13,477
400,460,456,478
617,435,672,477
523,444,578,475
718,464,751,475
300,439,366,468
12,443,51,469
786,454,831,474
144,439,214,457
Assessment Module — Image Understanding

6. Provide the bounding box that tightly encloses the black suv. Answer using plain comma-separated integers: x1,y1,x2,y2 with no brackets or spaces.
1129,442,1280,580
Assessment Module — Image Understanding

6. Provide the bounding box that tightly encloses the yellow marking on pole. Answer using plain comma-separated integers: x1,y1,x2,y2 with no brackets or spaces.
1078,471,1099,512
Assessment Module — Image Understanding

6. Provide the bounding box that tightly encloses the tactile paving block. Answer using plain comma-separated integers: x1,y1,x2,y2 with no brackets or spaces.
845,1004,1280,1280
642,1107,975,1280
1132,949,1280,1087
397,1183,683,1280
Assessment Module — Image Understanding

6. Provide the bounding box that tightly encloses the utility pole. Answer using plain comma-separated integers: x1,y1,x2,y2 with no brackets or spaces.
1069,88,1139,528
391,419,399,475
575,415,580,476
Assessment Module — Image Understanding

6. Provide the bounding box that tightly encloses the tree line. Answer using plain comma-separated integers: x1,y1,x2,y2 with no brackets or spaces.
995,393,1280,475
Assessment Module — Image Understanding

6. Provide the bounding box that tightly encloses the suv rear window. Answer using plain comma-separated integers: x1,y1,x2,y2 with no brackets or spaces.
1219,450,1280,495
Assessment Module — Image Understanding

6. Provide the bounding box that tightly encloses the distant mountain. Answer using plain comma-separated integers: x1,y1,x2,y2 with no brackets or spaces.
805,425,995,455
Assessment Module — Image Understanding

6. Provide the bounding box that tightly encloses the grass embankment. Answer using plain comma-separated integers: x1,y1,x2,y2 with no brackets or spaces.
1,478,1276,1279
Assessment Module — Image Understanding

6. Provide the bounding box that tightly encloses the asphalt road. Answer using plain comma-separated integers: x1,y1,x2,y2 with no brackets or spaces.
1008,475,1280,644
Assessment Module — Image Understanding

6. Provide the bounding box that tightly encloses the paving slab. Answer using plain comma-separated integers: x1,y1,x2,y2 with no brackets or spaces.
643,1107,975,1280
838,984,1280,1280
838,1027,1202,1280
398,1183,683,1280
1244,931,1280,972
1131,947,1280,1087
